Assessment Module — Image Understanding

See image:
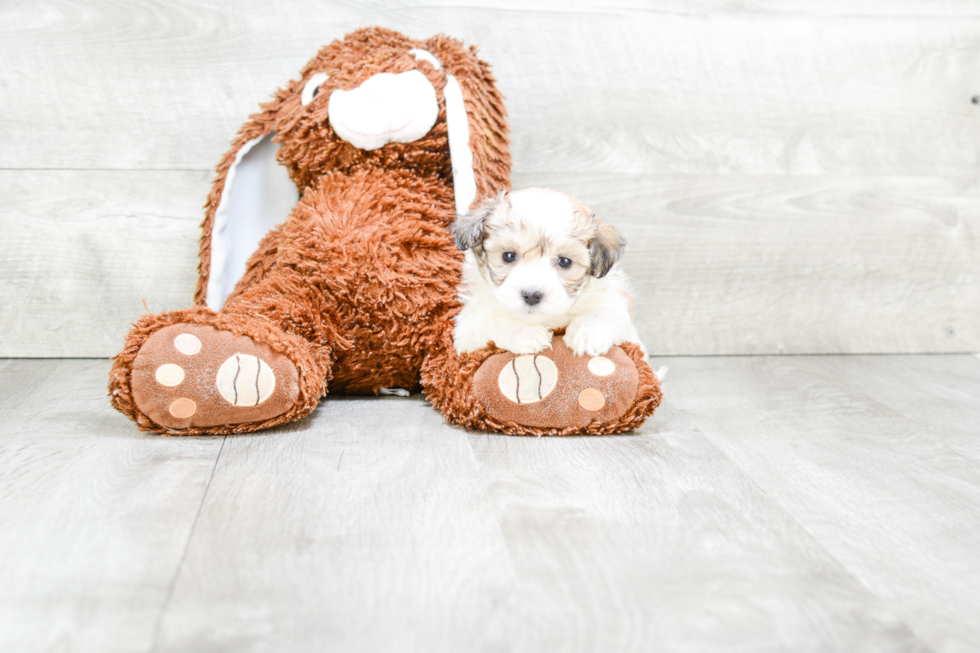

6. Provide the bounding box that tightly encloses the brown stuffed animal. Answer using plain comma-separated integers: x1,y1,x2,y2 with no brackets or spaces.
108,27,661,436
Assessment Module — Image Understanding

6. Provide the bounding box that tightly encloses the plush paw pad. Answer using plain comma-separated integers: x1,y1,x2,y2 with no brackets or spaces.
215,354,276,406
497,354,558,404
473,336,639,430
130,324,299,430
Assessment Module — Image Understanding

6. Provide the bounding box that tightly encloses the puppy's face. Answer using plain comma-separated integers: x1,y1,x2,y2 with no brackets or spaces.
453,188,624,320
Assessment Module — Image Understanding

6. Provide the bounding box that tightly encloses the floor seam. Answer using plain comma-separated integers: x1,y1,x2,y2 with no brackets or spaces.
149,435,227,653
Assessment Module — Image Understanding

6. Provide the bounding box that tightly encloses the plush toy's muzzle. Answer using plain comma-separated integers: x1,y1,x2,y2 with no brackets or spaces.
328,69,439,151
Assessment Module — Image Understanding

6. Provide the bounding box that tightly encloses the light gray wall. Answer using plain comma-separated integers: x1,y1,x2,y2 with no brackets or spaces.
2,0,978,356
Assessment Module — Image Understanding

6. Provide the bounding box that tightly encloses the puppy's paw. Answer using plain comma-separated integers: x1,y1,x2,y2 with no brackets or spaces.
564,321,618,357
494,325,553,354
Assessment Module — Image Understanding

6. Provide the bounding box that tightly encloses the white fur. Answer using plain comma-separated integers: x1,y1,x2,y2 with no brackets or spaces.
453,188,644,357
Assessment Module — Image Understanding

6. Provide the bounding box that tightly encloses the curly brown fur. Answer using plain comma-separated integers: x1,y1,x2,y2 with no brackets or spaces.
224,167,461,395
194,27,510,306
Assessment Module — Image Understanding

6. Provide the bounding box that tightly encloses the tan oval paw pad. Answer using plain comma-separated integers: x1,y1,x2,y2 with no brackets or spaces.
174,333,202,355
155,364,185,387
169,398,197,419
578,388,606,411
588,356,616,377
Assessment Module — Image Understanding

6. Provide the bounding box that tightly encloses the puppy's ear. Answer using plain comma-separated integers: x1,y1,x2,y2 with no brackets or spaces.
589,222,625,278
452,192,507,251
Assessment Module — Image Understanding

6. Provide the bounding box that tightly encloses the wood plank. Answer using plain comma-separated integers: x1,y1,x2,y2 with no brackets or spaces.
0,170,209,357
4,356,980,650
151,377,929,651
0,1,977,174
4,170,976,356
831,354,980,462
463,420,926,652
663,354,980,652
152,396,517,652
3,1,979,356
0,359,224,653
513,172,980,355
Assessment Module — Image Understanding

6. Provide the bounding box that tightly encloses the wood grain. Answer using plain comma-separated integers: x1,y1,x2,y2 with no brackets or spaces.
9,356,980,650
3,4,979,651
0,359,224,653
464,425,924,652
1,0,978,355
664,354,980,652
152,396,516,653
0,170,209,357
514,173,980,355
0,1,978,174
831,355,980,462
3,170,976,356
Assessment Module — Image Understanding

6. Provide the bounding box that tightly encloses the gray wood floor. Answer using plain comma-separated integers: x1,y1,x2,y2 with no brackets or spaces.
2,355,979,652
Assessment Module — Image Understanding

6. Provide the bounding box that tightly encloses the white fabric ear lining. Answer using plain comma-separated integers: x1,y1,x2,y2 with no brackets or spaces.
444,74,477,215
206,133,298,310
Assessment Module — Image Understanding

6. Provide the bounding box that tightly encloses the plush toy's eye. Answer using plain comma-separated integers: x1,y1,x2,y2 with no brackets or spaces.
502,251,517,263
557,256,572,269
301,72,329,107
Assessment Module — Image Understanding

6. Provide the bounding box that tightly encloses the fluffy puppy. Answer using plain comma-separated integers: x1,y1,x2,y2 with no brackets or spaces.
452,187,643,357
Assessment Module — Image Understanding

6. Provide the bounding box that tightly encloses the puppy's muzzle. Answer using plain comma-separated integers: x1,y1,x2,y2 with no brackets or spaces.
522,289,544,307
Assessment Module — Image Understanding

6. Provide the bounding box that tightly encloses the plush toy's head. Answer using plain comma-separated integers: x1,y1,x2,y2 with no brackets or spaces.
273,29,496,191
195,27,511,311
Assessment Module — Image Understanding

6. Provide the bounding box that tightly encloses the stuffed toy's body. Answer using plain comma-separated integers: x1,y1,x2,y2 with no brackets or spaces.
108,27,661,436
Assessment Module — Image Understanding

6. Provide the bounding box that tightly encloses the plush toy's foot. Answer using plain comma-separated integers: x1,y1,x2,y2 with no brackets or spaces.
110,309,331,435
470,336,661,435
128,324,300,430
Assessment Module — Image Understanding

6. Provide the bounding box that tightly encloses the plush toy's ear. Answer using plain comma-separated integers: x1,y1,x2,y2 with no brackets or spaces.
424,35,511,215
194,118,299,310
589,222,626,278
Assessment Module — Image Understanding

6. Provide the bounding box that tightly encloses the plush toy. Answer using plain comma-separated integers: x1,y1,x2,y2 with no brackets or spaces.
108,27,661,436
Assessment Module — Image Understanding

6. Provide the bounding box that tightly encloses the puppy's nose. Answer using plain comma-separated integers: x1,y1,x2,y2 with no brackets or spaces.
522,289,544,306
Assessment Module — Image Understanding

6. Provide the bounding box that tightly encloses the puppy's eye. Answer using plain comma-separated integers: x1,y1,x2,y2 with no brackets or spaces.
301,72,329,107
502,251,517,263
557,257,572,269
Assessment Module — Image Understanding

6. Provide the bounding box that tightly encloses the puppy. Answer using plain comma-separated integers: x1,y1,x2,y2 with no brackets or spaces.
451,187,643,357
